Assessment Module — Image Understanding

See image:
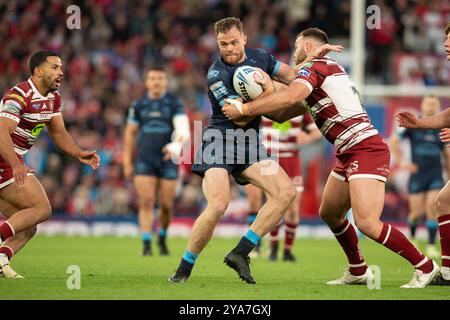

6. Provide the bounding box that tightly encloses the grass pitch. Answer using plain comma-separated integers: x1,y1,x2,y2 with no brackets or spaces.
0,236,448,300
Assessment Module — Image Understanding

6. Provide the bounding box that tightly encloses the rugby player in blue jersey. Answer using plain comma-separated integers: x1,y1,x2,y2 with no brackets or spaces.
396,22,450,285
124,67,189,256
169,17,340,284
391,96,450,258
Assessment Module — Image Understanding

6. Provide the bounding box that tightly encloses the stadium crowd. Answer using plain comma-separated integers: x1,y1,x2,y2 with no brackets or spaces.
0,0,448,217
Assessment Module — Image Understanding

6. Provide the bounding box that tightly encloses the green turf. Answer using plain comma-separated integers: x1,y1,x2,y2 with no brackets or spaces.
0,235,448,300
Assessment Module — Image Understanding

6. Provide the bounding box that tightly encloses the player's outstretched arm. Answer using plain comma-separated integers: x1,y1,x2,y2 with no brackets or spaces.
270,62,297,85
47,114,100,169
270,44,343,84
222,81,311,121
294,43,344,71
396,108,450,129
0,117,28,187
264,101,307,123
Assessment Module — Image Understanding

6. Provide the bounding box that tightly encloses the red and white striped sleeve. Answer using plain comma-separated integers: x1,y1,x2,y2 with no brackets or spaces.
0,89,27,123
293,60,328,93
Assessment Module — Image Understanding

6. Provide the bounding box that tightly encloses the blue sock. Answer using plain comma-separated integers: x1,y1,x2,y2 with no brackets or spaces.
426,220,438,244
141,232,152,241
244,229,261,246
182,250,199,265
158,228,167,238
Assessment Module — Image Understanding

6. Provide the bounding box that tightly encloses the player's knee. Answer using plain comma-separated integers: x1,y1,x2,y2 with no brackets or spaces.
276,184,296,206
37,201,52,222
140,197,154,210
435,194,450,216
160,199,174,212
319,206,335,223
207,201,228,216
319,211,340,227
354,216,379,237
286,186,297,203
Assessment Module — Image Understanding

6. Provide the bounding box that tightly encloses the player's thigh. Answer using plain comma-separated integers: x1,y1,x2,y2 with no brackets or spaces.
134,175,158,203
0,175,50,211
240,159,294,198
244,183,263,210
408,192,425,218
202,168,231,212
158,178,177,208
425,189,440,218
349,178,385,220
319,173,351,219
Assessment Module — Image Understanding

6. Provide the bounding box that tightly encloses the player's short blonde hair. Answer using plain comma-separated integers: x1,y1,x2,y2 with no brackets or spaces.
214,17,244,36
446,22,450,35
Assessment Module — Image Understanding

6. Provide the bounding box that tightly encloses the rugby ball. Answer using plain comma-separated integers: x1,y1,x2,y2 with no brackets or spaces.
232,66,264,101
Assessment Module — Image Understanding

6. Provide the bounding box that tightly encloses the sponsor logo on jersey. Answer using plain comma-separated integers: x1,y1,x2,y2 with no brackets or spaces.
6,93,26,106
38,113,52,121
148,111,162,117
207,70,219,80
31,123,45,137
424,133,437,142
210,81,228,101
32,103,40,109
298,68,311,78
256,48,266,55
272,120,292,133
2,100,22,115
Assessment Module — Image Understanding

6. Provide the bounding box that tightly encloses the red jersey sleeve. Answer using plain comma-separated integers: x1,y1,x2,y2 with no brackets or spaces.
293,61,328,93
0,89,27,122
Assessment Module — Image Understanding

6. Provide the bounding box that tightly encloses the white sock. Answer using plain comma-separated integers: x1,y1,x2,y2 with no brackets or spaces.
441,267,450,280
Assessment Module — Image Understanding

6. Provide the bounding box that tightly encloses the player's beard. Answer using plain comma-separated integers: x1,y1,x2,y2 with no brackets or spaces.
223,50,244,65
44,75,59,92
294,49,307,65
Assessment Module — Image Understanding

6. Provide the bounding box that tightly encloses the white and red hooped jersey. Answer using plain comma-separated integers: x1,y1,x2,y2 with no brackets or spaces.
261,113,317,158
0,79,62,156
294,57,378,154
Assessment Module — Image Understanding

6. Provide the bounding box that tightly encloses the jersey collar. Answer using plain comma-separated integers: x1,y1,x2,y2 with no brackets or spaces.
146,91,167,101
27,78,55,99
